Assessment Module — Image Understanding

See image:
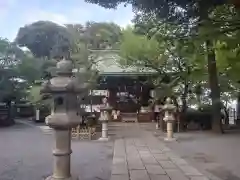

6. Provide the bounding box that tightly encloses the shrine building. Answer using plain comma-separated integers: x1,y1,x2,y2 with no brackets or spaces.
80,53,157,122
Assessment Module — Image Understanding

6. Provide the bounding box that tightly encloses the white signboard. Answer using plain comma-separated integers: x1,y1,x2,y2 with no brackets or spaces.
89,90,109,96
80,104,101,112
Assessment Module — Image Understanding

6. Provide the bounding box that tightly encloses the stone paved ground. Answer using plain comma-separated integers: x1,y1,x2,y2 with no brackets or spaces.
155,130,240,180
0,120,113,180
109,123,215,180
1,120,234,180
140,123,240,180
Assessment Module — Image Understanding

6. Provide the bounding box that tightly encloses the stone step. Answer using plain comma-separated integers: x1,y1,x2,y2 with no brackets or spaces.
121,113,138,123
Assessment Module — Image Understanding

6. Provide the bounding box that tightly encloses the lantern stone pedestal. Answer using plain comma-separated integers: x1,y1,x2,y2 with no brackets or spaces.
156,121,159,130
45,114,79,180
98,102,112,141
36,109,40,121
41,58,89,180
99,119,109,141
164,122,176,141
163,98,177,142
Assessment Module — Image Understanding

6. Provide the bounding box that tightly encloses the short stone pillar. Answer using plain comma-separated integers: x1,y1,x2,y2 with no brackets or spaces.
36,109,40,121
163,97,177,141
98,99,112,141
41,58,89,180
156,121,159,129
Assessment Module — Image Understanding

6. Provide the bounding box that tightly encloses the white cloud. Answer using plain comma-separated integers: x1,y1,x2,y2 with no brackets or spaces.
0,1,134,41
23,4,134,27
25,10,69,25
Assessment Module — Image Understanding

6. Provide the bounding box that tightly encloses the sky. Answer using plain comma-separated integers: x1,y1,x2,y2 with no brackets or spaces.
0,0,134,41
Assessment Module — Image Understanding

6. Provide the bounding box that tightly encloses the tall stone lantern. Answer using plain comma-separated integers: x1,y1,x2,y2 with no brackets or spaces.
163,97,177,141
98,97,112,141
41,58,89,180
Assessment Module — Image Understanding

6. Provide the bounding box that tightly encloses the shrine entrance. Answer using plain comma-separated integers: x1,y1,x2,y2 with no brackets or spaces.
96,72,155,122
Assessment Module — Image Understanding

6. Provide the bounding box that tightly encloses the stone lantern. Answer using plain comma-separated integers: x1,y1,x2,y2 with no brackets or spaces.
41,58,89,180
163,97,177,141
98,97,112,141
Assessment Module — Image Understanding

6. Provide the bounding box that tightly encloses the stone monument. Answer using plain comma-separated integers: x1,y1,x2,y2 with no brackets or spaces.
98,97,112,141
41,58,89,180
163,97,177,141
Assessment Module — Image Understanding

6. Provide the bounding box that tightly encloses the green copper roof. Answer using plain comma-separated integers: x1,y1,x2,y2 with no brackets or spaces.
92,53,155,75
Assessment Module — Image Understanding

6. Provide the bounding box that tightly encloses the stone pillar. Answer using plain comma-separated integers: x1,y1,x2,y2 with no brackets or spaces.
156,121,159,130
41,58,89,180
98,100,112,141
166,121,173,139
49,129,72,179
101,117,108,139
163,97,176,141
99,111,110,141
36,109,40,121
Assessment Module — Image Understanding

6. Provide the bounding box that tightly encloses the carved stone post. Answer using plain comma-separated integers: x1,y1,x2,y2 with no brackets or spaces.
163,97,177,141
36,109,40,121
41,58,89,180
98,99,112,141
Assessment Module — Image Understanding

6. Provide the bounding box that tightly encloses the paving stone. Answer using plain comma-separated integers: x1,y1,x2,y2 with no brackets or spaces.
126,139,134,145
141,157,159,164
189,176,210,180
150,149,163,154
130,170,150,180
159,160,177,169
134,140,147,147
149,174,170,180
153,154,169,161
111,174,129,180
162,147,171,152
170,158,189,166
112,164,128,175
127,155,142,162
127,151,139,155
114,151,126,157
139,150,152,156
113,157,127,165
128,162,145,170
126,146,137,151
145,164,166,175
165,152,179,159
136,146,149,151
178,165,203,176
139,153,153,158
165,169,189,180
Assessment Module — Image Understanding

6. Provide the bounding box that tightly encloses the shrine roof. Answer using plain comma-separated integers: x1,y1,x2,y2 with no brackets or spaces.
92,52,156,76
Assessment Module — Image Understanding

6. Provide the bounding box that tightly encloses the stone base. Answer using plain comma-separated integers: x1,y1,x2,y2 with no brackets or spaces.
98,137,110,141
164,137,176,142
45,175,78,180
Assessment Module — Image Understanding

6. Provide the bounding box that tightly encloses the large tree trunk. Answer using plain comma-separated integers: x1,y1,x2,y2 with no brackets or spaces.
206,40,223,133
180,82,189,131
236,94,240,125
181,82,188,112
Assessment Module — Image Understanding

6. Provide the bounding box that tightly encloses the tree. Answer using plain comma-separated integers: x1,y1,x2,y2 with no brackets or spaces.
66,22,122,50
85,0,240,133
0,38,29,103
15,21,72,58
16,55,42,83
120,26,206,110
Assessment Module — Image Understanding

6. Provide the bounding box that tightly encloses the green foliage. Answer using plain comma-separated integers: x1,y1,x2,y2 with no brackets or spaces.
16,55,42,83
66,22,122,85
15,21,72,58
120,27,167,71
85,0,228,23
